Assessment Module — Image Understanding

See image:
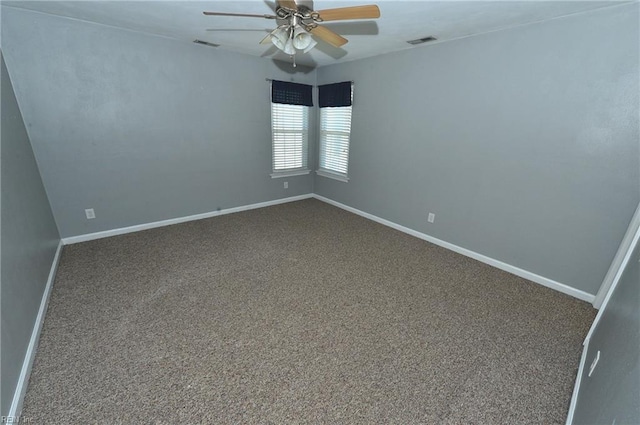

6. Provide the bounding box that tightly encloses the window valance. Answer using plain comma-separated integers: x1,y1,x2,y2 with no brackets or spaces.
271,80,313,107
319,81,352,108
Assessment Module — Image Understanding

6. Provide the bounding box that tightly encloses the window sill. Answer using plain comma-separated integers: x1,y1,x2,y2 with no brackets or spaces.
316,169,350,183
270,169,311,179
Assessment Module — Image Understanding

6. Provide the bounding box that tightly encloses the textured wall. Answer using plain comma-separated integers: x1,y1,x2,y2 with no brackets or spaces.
572,234,639,423
0,52,60,416
2,7,317,238
315,3,639,295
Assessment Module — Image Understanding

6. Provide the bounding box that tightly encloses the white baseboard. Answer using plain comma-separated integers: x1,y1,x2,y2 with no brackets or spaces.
62,194,314,245
312,194,596,303
8,240,63,420
60,192,594,303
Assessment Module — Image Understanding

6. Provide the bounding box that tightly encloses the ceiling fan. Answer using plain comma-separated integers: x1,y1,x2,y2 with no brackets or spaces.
203,1,380,65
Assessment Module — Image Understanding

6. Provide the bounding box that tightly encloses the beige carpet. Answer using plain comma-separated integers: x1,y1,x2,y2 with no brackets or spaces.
22,199,595,424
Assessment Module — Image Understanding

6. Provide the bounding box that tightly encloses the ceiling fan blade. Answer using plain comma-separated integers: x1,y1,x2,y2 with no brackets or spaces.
316,5,380,22
308,25,348,48
277,0,298,10
203,11,277,19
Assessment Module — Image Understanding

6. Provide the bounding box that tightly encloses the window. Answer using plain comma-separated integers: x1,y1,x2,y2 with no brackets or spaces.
319,106,352,178
317,82,353,182
270,80,313,177
271,103,309,173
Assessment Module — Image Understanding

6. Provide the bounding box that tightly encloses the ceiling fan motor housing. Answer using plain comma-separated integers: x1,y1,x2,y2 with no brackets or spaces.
276,5,322,29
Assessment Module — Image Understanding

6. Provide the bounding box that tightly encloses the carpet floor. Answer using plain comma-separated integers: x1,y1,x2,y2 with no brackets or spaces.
22,199,595,424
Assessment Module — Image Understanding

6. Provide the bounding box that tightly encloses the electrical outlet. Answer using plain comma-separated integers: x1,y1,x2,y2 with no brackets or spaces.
428,212,435,223
284,181,288,189
85,208,95,219
588,350,600,377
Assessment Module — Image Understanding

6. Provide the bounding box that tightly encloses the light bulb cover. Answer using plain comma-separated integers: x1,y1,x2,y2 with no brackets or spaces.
283,38,296,55
292,27,312,50
270,25,317,55
270,26,290,51
302,38,317,53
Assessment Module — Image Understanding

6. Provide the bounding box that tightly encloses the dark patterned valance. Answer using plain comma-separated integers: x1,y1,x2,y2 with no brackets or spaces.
319,81,352,108
271,80,313,106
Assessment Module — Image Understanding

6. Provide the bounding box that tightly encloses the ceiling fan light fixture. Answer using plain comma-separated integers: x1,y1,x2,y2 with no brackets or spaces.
283,37,296,55
292,26,313,50
270,25,314,55
301,38,317,53
270,26,290,49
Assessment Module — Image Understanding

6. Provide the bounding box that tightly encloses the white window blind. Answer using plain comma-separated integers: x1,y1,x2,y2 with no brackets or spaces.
271,103,309,172
319,106,352,176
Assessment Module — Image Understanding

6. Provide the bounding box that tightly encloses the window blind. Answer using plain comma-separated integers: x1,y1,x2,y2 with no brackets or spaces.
272,103,309,171
319,106,352,175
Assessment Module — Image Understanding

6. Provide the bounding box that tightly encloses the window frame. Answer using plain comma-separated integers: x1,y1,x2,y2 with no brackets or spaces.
317,83,353,182
270,102,311,178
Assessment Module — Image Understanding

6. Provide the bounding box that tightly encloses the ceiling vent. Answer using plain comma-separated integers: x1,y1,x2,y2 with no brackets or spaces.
193,39,220,48
407,36,437,45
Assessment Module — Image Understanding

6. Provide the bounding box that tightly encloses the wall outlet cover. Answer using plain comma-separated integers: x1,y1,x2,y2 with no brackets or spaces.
85,208,95,219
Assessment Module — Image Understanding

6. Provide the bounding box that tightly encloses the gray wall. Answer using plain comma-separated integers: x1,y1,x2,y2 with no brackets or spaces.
1,6,316,238
572,232,640,423
315,3,639,295
3,4,638,295
1,52,60,416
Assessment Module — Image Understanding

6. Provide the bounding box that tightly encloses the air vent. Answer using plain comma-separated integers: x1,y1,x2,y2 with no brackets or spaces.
193,39,220,48
407,36,437,45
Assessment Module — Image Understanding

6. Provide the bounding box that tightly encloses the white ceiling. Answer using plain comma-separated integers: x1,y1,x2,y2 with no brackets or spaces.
3,1,628,67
